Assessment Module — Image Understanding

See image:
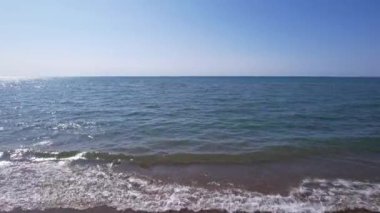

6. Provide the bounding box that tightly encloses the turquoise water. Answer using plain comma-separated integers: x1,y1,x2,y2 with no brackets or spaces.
0,77,380,212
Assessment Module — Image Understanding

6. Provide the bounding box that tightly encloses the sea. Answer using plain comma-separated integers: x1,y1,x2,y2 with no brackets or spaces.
0,77,379,212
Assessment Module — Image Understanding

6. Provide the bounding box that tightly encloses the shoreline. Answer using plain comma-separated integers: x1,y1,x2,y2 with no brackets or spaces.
1,157,379,212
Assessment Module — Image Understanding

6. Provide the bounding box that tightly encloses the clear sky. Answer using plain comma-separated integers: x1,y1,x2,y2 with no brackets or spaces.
0,0,379,77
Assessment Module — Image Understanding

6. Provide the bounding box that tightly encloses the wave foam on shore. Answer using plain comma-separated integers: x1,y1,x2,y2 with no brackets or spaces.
0,158,379,213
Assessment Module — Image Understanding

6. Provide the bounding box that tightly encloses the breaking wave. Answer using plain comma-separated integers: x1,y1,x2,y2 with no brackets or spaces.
32,140,54,147
0,148,332,167
0,156,379,212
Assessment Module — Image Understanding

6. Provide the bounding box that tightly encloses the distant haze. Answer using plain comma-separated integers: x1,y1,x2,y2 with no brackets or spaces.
0,0,379,77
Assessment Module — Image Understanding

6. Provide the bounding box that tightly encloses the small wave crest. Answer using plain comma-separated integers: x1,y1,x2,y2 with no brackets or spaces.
2,149,380,170
0,158,378,212
0,149,312,166
32,140,54,147
0,149,85,162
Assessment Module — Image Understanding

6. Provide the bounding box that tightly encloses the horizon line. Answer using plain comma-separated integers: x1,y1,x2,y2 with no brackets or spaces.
1,75,380,78
0,75,380,80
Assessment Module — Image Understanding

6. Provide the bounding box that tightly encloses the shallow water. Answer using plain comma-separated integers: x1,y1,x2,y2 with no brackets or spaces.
0,77,379,212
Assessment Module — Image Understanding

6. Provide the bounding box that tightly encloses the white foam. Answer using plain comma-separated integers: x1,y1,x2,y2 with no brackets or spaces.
0,161,11,168
29,157,58,162
0,160,378,213
9,148,29,160
62,152,86,161
32,140,53,147
5,149,87,163
28,152,86,163
53,122,82,130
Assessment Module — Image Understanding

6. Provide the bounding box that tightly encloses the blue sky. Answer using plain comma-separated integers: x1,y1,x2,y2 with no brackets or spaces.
0,0,379,76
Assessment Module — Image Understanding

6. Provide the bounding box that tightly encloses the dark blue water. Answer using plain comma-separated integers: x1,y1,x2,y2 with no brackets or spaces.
1,77,380,156
1,77,380,212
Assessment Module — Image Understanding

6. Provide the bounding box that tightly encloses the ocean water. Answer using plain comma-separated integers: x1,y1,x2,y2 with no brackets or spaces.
0,77,379,212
